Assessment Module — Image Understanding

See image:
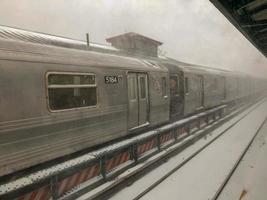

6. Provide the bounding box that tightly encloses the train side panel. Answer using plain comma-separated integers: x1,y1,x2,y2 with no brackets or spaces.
148,71,170,127
183,72,204,115
203,74,225,108
225,75,239,103
0,61,129,176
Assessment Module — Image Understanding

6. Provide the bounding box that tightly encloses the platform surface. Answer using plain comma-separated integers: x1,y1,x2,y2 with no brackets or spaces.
217,115,267,200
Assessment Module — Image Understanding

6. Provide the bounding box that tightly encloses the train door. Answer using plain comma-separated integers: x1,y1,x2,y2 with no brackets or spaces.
170,74,183,117
223,77,226,100
197,75,204,108
127,72,149,129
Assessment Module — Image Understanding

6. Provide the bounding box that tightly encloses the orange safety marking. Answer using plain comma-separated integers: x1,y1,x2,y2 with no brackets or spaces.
140,142,146,154
200,119,206,125
160,132,174,145
39,187,50,200
190,121,199,130
109,155,118,170
58,176,68,195
79,167,90,183
148,140,154,151
72,169,84,188
116,152,125,167
66,172,79,191
119,152,129,165
57,163,100,196
138,143,145,155
138,138,157,155
139,143,145,155
106,157,114,171
105,151,130,172
28,191,38,200
179,127,185,134
16,185,50,200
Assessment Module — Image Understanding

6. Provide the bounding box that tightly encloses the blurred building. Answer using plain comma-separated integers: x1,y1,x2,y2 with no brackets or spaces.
106,32,162,57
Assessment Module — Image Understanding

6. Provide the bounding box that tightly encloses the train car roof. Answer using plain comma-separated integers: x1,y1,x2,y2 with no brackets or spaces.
0,25,261,79
155,56,262,80
0,25,169,72
0,38,167,72
0,25,234,76
0,25,119,53
147,56,232,77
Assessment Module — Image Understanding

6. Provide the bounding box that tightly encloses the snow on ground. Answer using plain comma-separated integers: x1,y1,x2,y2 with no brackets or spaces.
217,116,267,200
139,101,267,200
107,100,267,200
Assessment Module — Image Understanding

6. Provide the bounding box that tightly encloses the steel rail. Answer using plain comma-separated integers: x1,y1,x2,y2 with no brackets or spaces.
211,117,267,200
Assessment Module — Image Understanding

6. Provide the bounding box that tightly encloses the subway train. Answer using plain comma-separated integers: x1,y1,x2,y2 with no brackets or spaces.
0,26,266,177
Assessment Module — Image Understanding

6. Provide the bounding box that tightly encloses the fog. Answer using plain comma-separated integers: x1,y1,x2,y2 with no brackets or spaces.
0,0,266,77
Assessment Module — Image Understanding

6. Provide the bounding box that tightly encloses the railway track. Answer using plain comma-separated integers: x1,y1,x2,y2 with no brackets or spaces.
0,98,264,200
211,118,267,200
0,104,225,200
71,98,266,200
130,101,267,200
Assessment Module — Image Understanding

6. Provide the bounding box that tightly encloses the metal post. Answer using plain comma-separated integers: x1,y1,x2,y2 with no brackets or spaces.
86,33,90,47
50,176,58,200
173,129,178,141
213,113,216,122
186,123,191,134
206,115,209,125
100,156,106,179
219,109,223,118
131,144,138,163
157,134,161,150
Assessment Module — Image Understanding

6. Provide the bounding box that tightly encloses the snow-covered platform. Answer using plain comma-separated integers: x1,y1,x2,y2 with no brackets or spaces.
217,113,267,200
105,99,267,200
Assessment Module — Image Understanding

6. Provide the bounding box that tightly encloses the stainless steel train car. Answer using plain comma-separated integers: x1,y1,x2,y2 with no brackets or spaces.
0,28,266,177
150,58,266,121
0,38,170,177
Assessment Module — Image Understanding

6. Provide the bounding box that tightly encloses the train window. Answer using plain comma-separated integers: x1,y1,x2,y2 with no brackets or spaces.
185,77,189,94
129,76,137,100
162,77,167,97
170,75,179,95
140,76,146,99
211,78,218,91
47,72,97,111
214,78,218,89
48,74,95,85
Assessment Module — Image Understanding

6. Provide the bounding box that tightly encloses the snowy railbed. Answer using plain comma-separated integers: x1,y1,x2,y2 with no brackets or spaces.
105,99,267,200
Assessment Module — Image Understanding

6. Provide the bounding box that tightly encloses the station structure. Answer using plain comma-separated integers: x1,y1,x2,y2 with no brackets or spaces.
210,0,267,58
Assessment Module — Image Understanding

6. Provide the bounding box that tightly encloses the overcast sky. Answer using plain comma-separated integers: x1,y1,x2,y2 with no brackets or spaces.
0,0,266,77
